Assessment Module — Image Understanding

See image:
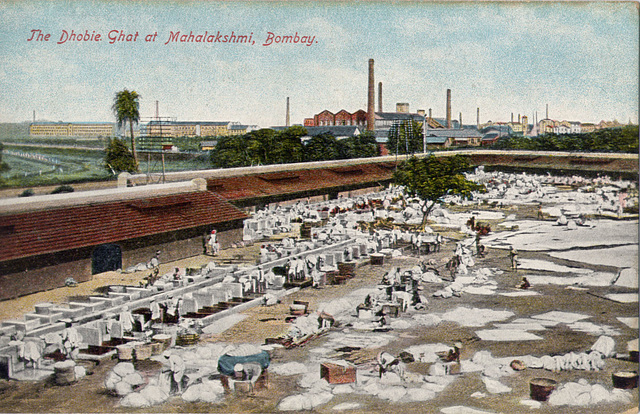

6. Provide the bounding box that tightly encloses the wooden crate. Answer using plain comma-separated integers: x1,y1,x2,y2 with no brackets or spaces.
381,304,400,318
320,362,356,384
338,262,356,277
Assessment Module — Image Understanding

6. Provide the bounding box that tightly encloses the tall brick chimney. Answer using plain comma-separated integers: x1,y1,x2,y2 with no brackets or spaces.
367,59,375,131
286,97,290,127
459,112,462,129
378,82,383,113
477,107,480,128
446,89,452,128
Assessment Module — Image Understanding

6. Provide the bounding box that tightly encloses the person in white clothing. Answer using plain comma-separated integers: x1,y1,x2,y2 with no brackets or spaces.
119,306,134,334
208,230,220,255
62,322,83,360
161,350,185,394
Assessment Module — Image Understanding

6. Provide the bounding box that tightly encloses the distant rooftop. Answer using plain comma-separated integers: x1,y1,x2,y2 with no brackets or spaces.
31,121,114,125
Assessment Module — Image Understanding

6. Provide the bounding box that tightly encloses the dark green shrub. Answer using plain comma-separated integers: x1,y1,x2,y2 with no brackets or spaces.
51,185,74,194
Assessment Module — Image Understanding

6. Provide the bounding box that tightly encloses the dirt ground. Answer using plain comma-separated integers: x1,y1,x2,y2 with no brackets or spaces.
0,204,637,414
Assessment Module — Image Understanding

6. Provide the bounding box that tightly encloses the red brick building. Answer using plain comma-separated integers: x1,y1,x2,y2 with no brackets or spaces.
306,109,367,127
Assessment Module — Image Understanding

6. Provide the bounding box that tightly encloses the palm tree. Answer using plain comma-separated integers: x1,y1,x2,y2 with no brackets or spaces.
112,89,140,168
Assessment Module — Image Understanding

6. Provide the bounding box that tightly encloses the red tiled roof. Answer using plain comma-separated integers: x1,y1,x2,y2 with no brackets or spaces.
207,162,396,202
0,191,247,261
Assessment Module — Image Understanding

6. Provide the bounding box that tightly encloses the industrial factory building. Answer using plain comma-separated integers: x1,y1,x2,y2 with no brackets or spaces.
141,120,258,138
29,122,116,138
302,59,483,151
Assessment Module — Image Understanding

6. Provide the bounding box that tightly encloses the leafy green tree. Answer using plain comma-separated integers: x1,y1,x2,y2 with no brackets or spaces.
274,126,306,163
393,155,485,227
112,89,141,168
304,133,340,161
210,135,250,168
104,138,138,174
387,120,424,155
493,125,638,153
343,131,379,158
245,129,279,165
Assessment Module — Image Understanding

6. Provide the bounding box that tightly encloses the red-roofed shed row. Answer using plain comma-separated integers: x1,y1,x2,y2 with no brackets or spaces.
207,161,397,206
0,191,247,300
0,160,399,300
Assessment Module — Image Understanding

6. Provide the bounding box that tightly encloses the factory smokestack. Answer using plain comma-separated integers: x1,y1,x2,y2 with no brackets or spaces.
33,110,35,123
367,59,375,131
511,113,514,123
378,82,383,112
477,107,480,128
286,97,290,127
429,108,432,119
446,89,452,128
459,112,462,129
546,104,549,119
155,101,159,119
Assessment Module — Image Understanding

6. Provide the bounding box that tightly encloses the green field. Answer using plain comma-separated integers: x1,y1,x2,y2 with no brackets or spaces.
0,144,213,188
1,146,110,187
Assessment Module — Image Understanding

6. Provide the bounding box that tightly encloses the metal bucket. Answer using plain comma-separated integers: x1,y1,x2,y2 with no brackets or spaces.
152,334,172,351
612,371,638,389
371,253,384,266
530,378,557,401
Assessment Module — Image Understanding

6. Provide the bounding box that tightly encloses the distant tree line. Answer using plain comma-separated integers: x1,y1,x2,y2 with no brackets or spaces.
209,126,379,168
493,125,638,153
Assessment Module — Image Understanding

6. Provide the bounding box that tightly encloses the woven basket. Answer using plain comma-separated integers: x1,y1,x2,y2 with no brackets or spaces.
134,343,153,360
116,344,134,361
176,333,199,346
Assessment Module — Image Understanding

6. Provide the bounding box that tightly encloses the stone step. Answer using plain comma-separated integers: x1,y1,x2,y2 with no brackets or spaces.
24,312,64,325
34,303,55,315
2,319,40,333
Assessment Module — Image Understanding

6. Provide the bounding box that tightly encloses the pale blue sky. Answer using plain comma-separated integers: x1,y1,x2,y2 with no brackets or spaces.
0,1,638,127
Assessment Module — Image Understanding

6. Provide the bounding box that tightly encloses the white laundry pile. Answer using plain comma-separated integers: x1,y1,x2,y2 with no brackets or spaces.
525,273,617,287
440,307,514,327
460,336,616,377
517,259,595,274
403,343,454,363
269,362,310,376
475,329,543,341
332,402,362,410
105,362,174,409
180,380,225,403
484,219,637,252
617,317,638,329
548,379,633,407
604,293,638,303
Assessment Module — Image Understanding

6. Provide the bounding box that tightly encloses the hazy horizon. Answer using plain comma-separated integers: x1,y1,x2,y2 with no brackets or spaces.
1,1,638,127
